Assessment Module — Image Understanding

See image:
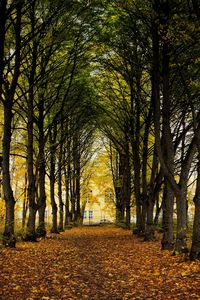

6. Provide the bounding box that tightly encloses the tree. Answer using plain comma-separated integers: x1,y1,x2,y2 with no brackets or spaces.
0,0,24,247
151,0,199,253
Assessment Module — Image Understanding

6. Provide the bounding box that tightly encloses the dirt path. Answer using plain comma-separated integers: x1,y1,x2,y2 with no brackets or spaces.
0,227,200,300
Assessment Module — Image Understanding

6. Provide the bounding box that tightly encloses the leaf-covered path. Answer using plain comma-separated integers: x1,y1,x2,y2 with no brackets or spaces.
0,227,200,300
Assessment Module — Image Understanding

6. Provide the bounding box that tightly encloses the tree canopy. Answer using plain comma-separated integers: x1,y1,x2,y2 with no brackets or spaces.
0,0,200,261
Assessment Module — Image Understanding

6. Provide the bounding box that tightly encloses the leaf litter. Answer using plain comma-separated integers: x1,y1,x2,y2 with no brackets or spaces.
0,227,200,299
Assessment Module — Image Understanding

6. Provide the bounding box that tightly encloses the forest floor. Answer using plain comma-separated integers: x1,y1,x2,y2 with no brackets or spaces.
0,227,200,300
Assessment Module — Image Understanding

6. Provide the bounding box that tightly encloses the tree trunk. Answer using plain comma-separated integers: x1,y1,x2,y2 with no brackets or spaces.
142,106,155,241
49,126,59,233
75,158,81,223
73,134,81,223
2,0,23,247
174,139,196,254
115,198,125,225
76,150,81,223
144,155,158,241
36,102,46,238
154,194,162,225
2,103,16,247
125,144,131,228
58,142,64,232
140,202,146,235
122,140,131,228
152,0,196,255
58,176,64,231
24,2,38,241
22,173,28,229
133,151,142,232
24,56,38,241
0,0,7,97
144,200,155,241
64,164,70,227
50,176,58,234
115,151,128,225
70,171,76,223
131,109,142,233
24,108,37,241
128,72,142,234
174,185,188,254
64,121,71,227
161,179,174,250
160,0,175,250
190,156,200,260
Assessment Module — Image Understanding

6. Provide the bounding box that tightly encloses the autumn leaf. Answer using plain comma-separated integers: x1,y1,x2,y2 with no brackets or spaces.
0,227,200,299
